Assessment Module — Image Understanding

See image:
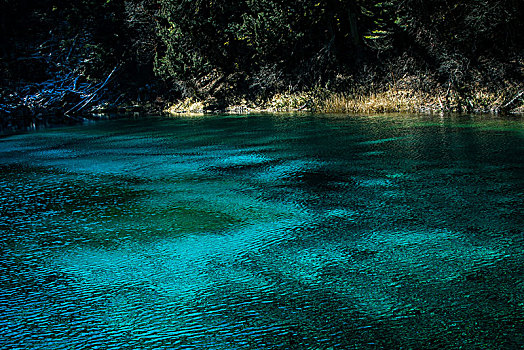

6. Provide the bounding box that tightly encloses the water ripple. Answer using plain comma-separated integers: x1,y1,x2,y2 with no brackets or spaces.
0,114,523,349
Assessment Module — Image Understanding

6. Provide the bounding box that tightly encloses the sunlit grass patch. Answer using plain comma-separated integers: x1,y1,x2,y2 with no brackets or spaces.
166,97,204,114
318,89,437,114
164,84,523,115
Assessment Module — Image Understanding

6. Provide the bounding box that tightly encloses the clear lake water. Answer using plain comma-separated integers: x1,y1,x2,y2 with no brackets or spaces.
0,113,523,349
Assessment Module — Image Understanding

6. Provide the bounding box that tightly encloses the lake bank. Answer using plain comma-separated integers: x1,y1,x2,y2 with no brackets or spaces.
166,86,524,116
2,81,523,136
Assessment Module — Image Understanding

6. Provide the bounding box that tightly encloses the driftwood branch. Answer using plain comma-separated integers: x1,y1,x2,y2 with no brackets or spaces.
65,65,119,115
499,90,524,114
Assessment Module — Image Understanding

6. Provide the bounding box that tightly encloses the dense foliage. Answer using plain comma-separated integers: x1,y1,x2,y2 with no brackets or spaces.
154,0,523,97
1,0,523,115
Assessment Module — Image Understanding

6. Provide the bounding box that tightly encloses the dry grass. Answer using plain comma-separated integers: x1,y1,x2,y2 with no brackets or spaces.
263,92,312,111
165,85,523,115
317,85,523,114
166,98,204,114
318,89,437,114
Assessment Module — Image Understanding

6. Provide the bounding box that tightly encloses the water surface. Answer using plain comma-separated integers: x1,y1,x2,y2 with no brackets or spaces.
1,114,523,348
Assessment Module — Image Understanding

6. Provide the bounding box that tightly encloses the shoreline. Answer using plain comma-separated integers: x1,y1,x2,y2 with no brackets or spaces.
2,86,523,135
165,87,524,116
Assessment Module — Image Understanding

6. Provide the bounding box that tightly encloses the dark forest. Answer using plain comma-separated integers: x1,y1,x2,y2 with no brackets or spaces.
1,0,523,125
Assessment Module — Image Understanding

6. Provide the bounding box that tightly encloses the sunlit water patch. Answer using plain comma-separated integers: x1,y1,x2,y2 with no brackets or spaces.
0,114,523,349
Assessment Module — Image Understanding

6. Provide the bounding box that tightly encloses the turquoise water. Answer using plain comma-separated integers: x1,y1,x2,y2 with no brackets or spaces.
0,114,523,349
